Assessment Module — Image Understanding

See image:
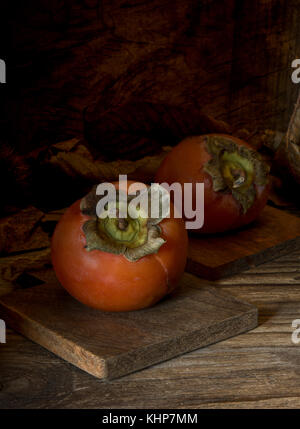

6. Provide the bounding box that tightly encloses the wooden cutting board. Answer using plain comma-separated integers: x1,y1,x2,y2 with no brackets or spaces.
187,206,300,280
0,273,257,380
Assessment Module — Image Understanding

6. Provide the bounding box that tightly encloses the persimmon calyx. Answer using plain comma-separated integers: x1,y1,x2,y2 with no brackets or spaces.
204,135,270,214
80,185,168,262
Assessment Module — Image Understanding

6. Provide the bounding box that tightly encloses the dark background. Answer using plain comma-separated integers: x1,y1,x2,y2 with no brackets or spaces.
1,0,300,212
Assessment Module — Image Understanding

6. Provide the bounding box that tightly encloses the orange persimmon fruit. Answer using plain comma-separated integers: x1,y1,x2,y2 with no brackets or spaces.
51,181,188,312
155,134,271,234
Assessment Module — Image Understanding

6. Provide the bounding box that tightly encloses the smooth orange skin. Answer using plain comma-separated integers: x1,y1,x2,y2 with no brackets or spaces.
51,182,188,312
155,134,271,234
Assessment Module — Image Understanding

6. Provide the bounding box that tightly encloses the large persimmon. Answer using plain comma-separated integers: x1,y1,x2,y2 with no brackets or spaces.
51,181,188,312
155,134,271,234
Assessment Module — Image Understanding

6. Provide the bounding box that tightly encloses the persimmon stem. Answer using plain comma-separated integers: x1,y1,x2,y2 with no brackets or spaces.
117,218,128,231
204,135,269,213
81,185,168,261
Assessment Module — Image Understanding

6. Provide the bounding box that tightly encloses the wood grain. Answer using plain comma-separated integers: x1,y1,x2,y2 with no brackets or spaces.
0,249,300,408
187,206,300,280
0,273,257,380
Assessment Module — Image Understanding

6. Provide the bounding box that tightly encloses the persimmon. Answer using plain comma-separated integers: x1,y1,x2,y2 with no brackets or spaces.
155,134,271,234
51,181,188,312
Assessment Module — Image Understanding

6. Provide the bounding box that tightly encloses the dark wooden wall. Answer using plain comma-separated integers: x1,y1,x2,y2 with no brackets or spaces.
6,0,300,158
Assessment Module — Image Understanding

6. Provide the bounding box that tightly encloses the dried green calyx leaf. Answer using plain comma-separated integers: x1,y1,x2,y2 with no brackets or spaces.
81,184,169,262
204,135,270,213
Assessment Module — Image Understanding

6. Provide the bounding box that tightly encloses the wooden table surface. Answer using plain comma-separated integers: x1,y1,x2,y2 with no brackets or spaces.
1,244,300,409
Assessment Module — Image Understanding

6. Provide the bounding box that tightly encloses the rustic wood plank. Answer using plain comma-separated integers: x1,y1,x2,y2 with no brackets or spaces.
187,206,300,280
1,210,300,408
2,332,300,409
199,397,300,409
0,273,257,380
1,246,300,409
